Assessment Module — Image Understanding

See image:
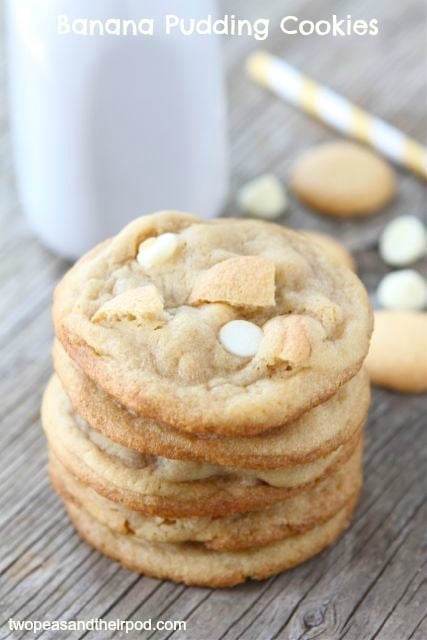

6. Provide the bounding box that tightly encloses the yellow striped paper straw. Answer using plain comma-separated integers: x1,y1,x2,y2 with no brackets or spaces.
246,51,427,180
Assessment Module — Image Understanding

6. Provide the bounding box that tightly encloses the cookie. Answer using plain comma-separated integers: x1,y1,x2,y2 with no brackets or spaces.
42,376,363,517
54,342,370,469
365,311,427,392
50,443,362,551
301,231,356,271
53,211,372,436
65,495,359,587
290,142,396,217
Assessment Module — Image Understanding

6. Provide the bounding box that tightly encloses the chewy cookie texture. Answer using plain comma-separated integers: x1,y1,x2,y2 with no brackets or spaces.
43,211,372,587
53,211,372,435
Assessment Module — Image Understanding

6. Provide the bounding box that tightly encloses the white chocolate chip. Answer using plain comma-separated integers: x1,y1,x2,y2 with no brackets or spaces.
237,174,287,219
379,216,427,267
377,269,427,311
136,233,179,268
219,320,263,357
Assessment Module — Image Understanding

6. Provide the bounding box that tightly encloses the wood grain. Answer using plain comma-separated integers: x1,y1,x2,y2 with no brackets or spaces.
0,1,426,639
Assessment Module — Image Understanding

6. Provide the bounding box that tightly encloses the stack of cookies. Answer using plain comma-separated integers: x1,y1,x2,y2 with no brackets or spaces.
42,211,372,587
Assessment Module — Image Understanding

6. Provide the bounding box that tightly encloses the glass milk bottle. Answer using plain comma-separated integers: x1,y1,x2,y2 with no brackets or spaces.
6,0,228,259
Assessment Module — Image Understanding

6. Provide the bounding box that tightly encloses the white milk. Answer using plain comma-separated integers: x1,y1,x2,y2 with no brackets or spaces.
6,0,228,259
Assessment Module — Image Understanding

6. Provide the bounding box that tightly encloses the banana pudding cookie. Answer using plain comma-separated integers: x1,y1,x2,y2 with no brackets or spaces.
49,444,362,551
65,496,359,588
43,210,372,586
54,342,370,469
53,211,372,436
42,376,362,517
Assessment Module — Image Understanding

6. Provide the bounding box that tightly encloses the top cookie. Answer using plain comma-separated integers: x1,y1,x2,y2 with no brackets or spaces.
53,211,372,436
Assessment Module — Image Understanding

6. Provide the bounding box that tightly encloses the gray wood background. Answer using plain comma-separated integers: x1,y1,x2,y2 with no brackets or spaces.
0,1,426,638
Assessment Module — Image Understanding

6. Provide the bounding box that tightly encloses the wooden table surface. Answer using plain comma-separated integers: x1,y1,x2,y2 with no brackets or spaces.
1,1,426,638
